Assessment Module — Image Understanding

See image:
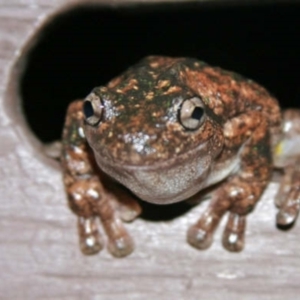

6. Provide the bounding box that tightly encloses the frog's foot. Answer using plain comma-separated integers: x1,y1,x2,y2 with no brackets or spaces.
68,178,139,257
187,173,265,252
222,212,246,252
276,165,300,227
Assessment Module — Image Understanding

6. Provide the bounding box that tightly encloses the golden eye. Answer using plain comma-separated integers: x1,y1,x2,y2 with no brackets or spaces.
83,93,103,126
179,97,205,130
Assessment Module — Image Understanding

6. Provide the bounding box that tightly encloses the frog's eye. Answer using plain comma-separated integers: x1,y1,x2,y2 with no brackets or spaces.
179,97,205,130
83,93,103,126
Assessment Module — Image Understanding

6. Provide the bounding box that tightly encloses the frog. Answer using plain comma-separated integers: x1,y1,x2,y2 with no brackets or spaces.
61,56,300,257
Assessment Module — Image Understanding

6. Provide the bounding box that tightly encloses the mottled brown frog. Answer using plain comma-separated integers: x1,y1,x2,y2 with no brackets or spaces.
61,56,300,257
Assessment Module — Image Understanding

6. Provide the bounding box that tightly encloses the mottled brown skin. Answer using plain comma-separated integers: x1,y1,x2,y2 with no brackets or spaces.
61,56,300,257
61,102,141,256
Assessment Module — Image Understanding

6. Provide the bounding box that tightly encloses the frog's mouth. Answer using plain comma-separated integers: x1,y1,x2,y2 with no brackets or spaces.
93,141,216,204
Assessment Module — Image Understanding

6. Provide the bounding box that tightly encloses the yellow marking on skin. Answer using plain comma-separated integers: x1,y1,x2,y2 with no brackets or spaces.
275,141,283,156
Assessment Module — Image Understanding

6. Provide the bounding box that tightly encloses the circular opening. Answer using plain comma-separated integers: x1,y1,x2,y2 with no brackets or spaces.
20,2,300,143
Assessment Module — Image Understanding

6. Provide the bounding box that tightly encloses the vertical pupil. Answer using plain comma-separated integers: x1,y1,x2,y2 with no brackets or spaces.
83,101,94,118
191,106,203,120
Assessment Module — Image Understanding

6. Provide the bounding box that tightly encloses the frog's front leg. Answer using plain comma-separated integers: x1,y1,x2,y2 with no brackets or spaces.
274,109,300,227
187,112,272,252
61,101,141,257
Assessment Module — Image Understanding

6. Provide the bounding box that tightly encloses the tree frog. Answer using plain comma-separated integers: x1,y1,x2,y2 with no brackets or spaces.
61,56,300,257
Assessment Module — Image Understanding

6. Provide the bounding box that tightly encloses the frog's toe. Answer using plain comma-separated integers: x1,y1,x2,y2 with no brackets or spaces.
276,195,300,227
103,219,134,257
276,185,300,228
117,197,142,223
106,187,141,223
107,234,134,258
276,166,300,228
187,225,213,249
80,234,103,255
222,212,245,252
78,216,104,255
187,208,223,250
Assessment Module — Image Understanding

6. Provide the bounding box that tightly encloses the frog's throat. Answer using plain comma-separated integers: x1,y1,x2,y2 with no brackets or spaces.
93,141,220,204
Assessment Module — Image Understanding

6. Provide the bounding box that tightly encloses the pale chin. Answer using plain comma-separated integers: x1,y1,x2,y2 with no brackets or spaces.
96,156,211,206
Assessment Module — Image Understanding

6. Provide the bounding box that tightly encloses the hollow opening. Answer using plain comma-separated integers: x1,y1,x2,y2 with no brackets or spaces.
20,2,300,143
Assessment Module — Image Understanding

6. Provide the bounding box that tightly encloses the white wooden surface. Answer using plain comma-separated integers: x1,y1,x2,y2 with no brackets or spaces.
0,1,300,299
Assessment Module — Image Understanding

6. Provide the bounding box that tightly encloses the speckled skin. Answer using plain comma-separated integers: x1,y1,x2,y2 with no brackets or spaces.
61,56,300,257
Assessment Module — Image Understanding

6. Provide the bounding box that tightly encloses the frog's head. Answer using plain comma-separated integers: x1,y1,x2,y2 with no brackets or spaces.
83,56,224,204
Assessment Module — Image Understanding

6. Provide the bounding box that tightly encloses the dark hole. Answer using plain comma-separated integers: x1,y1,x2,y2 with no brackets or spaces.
83,101,93,118
139,200,193,221
191,106,204,120
21,2,300,143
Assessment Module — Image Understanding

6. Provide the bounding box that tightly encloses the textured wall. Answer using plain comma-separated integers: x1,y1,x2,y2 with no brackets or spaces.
1,1,300,299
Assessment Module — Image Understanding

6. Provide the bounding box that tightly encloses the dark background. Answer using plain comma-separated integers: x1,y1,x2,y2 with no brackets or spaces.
21,2,300,143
